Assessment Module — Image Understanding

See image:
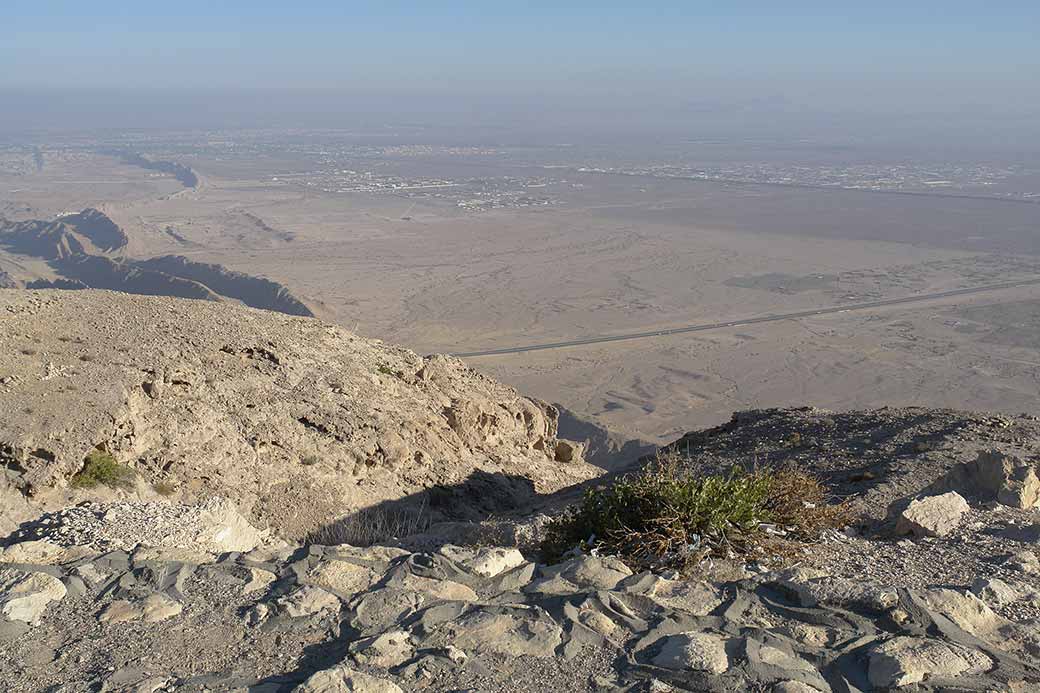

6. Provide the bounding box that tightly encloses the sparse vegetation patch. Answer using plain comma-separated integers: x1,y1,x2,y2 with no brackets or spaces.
70,450,136,490
542,454,848,572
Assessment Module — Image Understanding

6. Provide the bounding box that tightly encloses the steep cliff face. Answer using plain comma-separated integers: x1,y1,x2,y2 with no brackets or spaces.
0,290,596,538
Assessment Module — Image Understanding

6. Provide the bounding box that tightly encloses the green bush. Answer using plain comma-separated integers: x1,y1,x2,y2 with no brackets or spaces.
70,450,136,490
542,455,847,572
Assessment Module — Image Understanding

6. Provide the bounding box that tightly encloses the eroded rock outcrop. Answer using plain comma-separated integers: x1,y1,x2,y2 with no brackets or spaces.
0,290,595,538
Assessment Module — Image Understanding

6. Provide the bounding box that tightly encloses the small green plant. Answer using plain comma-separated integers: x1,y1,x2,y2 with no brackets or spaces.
542,454,847,573
152,480,177,496
70,450,136,490
377,364,405,378
300,454,320,466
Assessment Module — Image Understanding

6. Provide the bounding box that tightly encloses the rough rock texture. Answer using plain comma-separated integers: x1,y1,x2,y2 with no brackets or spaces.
0,290,596,538
939,449,1040,509
5,498,264,554
3,532,1039,693
896,491,970,538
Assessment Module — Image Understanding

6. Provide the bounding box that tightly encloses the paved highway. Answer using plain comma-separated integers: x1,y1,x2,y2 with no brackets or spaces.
448,277,1040,358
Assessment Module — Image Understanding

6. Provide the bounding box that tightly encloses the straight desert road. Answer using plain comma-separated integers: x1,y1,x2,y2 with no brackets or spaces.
449,277,1040,358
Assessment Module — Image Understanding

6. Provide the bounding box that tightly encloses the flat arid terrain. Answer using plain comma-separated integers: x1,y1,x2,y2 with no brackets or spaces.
2,134,1038,449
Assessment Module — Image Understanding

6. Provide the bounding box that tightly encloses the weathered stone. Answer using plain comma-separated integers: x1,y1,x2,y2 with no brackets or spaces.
553,439,583,464
99,600,139,624
541,555,632,591
651,632,730,674
195,498,264,553
0,568,66,624
141,593,182,622
277,586,341,618
307,559,379,596
921,589,1001,636
941,450,1040,509
445,606,563,658
578,609,618,638
868,636,991,687
132,545,216,565
0,539,94,565
466,547,525,577
896,492,970,538
391,573,477,602
1006,550,1040,575
772,682,826,693
243,567,278,595
971,577,1020,607
349,629,414,668
295,664,403,693
350,588,425,634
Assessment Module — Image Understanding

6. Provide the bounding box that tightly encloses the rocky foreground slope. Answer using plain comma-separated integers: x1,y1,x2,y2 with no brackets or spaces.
0,290,595,539
2,290,1040,692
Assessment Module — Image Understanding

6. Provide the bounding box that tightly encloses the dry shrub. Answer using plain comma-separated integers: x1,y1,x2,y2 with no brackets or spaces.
308,498,430,547
542,454,848,573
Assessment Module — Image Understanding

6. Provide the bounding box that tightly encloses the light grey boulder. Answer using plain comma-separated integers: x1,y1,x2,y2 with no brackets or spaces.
868,636,991,687
466,547,525,577
940,450,1040,509
438,605,563,658
920,588,1002,637
540,555,633,591
651,632,730,674
0,568,66,624
276,585,341,618
896,491,969,538
295,665,403,693
349,629,414,668
970,577,1020,607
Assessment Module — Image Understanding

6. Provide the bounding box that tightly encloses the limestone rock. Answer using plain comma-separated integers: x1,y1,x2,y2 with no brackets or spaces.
868,636,991,687
444,606,563,658
0,568,67,624
295,665,403,693
349,630,414,668
896,491,970,538
466,547,525,577
194,498,263,552
141,593,182,622
651,632,730,674
541,555,633,591
941,450,1040,509
772,682,825,693
921,588,1001,636
242,567,277,595
1006,550,1040,575
307,559,379,596
0,539,93,565
0,290,600,539
277,586,341,618
971,577,1020,607
99,600,139,624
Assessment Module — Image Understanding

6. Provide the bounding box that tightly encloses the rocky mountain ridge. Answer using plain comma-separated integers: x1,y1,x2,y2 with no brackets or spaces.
0,290,595,540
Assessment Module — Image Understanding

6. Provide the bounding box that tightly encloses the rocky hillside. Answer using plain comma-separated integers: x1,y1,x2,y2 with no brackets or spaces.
2,290,1040,692
2,403,1040,691
0,289,596,539
0,211,314,315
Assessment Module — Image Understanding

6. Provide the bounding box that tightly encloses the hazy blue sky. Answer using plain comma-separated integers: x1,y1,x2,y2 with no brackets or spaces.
3,2,1039,139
